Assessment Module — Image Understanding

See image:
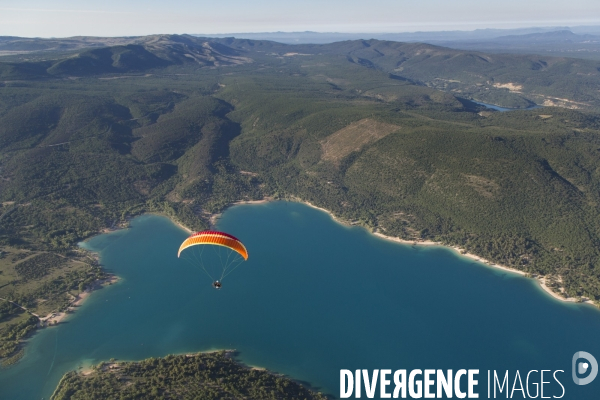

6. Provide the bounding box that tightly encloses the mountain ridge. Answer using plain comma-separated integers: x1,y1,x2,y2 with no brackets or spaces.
0,35,252,79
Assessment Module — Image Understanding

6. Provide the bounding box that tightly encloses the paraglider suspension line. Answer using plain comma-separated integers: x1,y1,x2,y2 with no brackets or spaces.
221,255,244,280
181,245,245,283
185,245,216,281
214,246,243,281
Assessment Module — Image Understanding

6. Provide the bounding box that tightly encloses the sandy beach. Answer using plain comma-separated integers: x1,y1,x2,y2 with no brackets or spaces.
232,198,273,206
209,197,273,228
40,275,119,326
174,220,192,233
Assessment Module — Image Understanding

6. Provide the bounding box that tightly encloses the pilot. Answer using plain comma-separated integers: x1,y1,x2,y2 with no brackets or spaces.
212,281,222,289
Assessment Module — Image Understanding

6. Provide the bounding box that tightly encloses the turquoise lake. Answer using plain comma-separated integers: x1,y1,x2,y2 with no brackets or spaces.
1,201,599,399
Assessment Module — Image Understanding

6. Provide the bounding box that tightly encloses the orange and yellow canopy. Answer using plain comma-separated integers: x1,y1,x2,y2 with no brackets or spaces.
177,230,248,260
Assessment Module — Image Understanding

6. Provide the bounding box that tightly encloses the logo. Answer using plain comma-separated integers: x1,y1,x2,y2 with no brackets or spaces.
572,351,598,385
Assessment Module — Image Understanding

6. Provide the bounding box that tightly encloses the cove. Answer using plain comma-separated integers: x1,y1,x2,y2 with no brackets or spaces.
0,201,599,399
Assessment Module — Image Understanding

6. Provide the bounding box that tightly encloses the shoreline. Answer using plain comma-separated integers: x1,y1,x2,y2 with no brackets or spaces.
295,198,529,278
298,200,596,306
78,349,238,376
213,197,596,307
372,231,527,276
91,198,595,308
174,220,192,233
39,275,119,327
209,197,274,228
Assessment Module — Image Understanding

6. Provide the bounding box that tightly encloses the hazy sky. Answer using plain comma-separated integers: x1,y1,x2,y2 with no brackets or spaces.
1,0,599,38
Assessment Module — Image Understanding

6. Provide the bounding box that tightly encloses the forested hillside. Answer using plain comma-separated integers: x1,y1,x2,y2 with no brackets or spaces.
215,37,600,110
1,34,600,363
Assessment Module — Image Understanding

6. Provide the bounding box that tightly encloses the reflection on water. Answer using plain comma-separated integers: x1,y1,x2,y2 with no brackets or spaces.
473,100,542,112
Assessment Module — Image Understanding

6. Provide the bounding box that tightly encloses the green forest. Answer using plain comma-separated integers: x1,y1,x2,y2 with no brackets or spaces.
51,351,327,400
1,34,600,372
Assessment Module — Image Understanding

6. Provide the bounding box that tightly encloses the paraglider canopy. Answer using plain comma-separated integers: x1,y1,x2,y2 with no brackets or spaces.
178,230,248,260
177,230,248,288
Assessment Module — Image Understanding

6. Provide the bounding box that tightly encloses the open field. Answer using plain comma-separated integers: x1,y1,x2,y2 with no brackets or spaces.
320,118,401,164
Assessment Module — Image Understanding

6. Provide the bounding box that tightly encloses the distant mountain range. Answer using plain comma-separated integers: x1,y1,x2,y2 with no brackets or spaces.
2,25,600,62
193,26,600,60
1,33,600,111
194,26,600,43
427,29,600,60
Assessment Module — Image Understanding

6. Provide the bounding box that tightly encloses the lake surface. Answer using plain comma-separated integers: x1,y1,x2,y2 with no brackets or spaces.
473,100,542,112
1,201,599,399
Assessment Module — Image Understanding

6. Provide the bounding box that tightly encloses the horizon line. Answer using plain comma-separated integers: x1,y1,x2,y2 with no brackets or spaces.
3,24,600,41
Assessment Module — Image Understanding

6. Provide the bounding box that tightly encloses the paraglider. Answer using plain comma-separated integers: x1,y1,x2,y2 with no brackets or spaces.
178,230,248,289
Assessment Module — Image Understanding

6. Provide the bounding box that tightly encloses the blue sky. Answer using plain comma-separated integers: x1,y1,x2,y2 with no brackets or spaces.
1,0,599,38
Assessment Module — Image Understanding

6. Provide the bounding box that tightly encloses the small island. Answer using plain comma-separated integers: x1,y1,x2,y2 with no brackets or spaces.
51,351,328,400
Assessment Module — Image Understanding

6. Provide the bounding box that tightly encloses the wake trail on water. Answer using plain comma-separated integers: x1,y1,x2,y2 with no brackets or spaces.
47,329,58,376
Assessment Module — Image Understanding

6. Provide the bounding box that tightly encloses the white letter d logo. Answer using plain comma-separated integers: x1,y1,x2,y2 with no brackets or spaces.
572,351,598,385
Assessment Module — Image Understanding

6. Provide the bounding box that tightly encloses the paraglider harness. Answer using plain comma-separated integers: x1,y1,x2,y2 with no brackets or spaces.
212,281,222,289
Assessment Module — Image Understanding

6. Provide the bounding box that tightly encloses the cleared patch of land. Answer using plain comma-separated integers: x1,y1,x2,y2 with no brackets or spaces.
493,82,523,92
462,174,500,199
320,118,400,164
